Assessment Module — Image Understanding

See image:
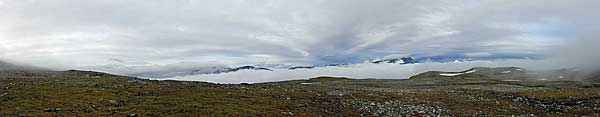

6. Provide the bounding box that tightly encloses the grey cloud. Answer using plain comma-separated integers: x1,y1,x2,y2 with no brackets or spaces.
0,0,597,74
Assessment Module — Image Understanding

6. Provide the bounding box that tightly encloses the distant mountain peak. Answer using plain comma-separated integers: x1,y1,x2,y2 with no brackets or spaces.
288,64,350,70
289,66,316,70
371,57,418,64
231,65,272,72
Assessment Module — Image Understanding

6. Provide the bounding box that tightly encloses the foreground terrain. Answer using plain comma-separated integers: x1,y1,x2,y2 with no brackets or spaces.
1,68,600,116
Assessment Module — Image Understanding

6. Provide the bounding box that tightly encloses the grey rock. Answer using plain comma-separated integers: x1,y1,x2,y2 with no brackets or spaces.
107,100,125,107
44,108,62,112
127,80,147,84
80,104,97,112
343,100,450,116
326,90,352,96
281,112,294,116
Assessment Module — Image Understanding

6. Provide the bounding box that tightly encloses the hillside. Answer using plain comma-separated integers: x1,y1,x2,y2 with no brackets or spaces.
1,68,600,116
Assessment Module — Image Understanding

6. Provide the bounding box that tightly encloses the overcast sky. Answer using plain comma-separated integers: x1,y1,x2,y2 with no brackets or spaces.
0,0,598,72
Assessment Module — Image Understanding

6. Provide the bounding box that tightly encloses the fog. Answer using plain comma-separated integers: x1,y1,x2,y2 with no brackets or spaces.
162,59,553,84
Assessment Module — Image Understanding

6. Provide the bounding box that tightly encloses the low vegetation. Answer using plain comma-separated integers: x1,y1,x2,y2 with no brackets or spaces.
1,69,600,116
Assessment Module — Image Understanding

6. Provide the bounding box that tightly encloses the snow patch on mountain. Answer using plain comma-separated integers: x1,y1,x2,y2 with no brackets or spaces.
370,57,418,64
439,69,477,76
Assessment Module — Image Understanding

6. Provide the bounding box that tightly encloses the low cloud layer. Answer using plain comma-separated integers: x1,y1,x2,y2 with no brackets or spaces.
0,0,598,74
164,59,552,84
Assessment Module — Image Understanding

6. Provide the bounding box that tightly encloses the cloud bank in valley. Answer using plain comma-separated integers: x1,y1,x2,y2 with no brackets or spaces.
164,59,554,84
0,0,598,80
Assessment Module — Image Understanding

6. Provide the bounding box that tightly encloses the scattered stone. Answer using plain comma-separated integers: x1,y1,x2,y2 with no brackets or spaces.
127,80,147,84
159,82,175,88
127,114,139,117
45,108,62,112
135,91,160,96
367,93,379,97
343,100,450,116
107,99,125,107
80,104,97,112
509,95,571,112
107,100,118,104
0,92,7,97
326,90,352,96
192,104,208,109
281,112,294,116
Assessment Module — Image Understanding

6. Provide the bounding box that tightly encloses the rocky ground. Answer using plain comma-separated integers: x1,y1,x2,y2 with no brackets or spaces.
1,68,600,116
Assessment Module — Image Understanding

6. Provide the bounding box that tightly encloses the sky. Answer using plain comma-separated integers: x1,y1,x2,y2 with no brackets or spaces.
0,0,599,75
